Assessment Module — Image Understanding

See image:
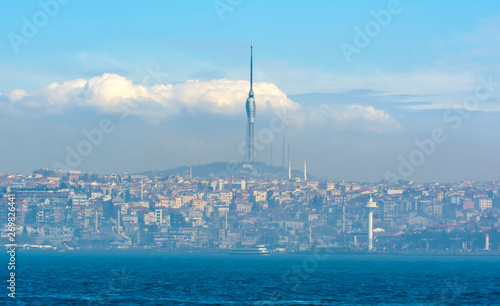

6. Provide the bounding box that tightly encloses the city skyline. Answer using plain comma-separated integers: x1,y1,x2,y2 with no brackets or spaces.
1,1,500,182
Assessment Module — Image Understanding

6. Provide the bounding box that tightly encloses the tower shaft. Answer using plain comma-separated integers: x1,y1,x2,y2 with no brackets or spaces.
246,123,254,162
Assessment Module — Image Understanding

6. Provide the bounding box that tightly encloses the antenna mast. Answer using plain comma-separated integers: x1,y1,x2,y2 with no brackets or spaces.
250,39,253,94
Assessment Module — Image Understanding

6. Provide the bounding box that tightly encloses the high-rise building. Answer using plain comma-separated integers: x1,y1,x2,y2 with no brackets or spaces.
245,41,256,163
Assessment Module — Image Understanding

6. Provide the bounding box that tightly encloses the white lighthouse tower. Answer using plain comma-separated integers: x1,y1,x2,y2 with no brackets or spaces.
366,196,377,251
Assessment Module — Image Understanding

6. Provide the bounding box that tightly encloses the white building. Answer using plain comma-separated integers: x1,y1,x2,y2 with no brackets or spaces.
478,198,493,211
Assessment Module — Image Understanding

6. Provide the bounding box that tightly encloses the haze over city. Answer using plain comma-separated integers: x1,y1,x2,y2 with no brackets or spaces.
2,0,500,182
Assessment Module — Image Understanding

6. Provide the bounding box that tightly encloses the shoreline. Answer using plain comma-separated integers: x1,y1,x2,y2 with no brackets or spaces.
5,247,500,257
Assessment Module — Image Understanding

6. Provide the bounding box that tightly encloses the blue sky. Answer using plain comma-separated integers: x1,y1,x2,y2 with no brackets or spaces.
1,0,500,181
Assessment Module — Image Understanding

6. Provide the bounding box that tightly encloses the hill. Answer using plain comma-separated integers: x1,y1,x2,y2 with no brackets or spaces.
139,162,324,181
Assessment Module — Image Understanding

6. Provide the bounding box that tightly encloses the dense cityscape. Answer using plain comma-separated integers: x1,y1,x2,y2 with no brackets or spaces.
2,166,498,253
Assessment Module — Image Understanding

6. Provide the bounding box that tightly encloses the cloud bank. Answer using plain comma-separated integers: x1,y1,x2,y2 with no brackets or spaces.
0,73,398,132
308,104,401,133
1,73,299,116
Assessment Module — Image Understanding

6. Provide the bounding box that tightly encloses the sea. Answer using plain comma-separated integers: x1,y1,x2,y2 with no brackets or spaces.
2,252,500,305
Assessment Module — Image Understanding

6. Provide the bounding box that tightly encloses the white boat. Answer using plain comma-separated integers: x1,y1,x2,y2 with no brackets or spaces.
229,245,270,255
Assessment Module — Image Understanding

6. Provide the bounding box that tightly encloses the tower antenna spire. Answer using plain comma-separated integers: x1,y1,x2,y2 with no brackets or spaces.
250,39,253,94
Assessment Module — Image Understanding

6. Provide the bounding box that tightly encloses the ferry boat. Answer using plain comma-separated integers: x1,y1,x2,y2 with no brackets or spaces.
228,245,270,255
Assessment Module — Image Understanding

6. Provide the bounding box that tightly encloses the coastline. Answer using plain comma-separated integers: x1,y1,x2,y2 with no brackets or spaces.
6,247,500,257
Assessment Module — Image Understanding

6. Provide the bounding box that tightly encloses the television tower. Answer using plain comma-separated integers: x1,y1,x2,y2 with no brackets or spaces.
366,197,377,251
244,40,256,163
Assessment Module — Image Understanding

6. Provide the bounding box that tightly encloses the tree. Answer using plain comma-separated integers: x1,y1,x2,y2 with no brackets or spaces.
312,195,324,211
267,190,277,208
25,209,37,224
124,190,131,202
149,201,155,211
41,239,52,246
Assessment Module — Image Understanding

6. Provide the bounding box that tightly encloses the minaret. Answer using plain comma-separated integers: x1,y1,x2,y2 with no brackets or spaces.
288,144,290,165
141,179,144,201
304,161,307,181
270,145,272,166
342,197,346,233
95,207,99,233
486,234,490,251
282,137,285,168
288,161,291,179
117,208,121,235
245,40,256,163
366,197,377,251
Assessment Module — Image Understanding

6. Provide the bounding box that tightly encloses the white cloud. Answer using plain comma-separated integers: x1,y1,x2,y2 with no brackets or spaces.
310,104,401,133
0,73,401,133
1,73,301,118
43,79,87,105
8,89,28,102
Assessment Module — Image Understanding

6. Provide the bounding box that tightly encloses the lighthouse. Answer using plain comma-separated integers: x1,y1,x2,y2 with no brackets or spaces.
366,197,377,251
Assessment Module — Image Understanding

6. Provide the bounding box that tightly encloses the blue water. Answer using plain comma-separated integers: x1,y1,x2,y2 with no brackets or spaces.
2,252,500,305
